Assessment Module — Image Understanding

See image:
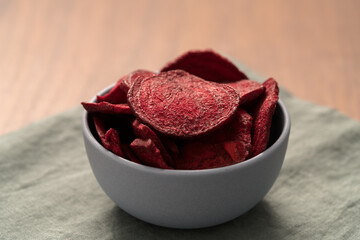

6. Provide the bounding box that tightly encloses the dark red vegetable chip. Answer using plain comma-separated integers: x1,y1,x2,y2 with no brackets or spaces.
219,108,253,160
249,78,279,158
121,144,142,164
161,50,248,82
93,116,126,158
158,135,180,158
93,116,107,146
92,114,136,153
132,119,175,167
120,69,155,95
104,128,125,158
223,141,247,162
129,138,173,169
176,141,234,170
81,102,133,115
127,70,240,138
176,108,253,169
96,75,127,104
226,80,265,105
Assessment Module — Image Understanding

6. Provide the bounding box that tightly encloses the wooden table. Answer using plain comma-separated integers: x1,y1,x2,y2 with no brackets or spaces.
1,0,359,135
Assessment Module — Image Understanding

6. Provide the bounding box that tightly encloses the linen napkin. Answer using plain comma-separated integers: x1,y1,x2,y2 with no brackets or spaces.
1,69,359,239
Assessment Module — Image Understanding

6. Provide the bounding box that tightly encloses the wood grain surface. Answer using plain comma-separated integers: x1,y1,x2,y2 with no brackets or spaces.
1,0,359,135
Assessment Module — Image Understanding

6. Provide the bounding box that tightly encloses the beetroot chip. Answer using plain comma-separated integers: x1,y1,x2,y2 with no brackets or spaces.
104,128,125,158
249,78,279,158
158,135,180,158
93,116,108,146
81,102,132,115
176,142,234,170
92,114,136,159
176,109,253,169
127,70,240,138
219,108,253,160
129,138,172,169
223,141,247,163
93,115,141,163
161,50,248,82
120,69,155,94
92,117,125,158
97,75,127,104
121,144,142,164
132,119,175,167
226,80,265,105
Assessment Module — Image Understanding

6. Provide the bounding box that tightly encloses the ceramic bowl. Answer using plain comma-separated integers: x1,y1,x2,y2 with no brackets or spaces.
82,84,291,229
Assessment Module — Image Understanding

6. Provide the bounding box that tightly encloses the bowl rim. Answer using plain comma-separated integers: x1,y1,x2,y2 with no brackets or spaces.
82,83,291,176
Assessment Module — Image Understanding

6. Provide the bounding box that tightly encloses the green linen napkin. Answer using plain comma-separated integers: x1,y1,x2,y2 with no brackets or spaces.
1,70,359,239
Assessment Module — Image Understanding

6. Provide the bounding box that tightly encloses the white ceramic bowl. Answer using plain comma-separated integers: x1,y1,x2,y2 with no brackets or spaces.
82,84,291,229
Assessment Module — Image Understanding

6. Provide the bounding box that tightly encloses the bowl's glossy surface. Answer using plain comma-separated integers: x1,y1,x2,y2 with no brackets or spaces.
82,84,291,229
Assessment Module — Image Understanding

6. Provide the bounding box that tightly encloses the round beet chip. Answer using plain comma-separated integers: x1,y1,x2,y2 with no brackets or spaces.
176,141,234,170
81,102,132,115
103,128,125,158
248,78,279,158
220,108,253,161
161,49,248,82
226,80,265,105
96,75,127,104
176,108,253,170
132,119,175,168
129,138,173,169
127,70,240,138
120,69,156,95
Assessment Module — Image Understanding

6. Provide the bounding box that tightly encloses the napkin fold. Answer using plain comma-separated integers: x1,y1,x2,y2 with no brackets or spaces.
1,69,359,239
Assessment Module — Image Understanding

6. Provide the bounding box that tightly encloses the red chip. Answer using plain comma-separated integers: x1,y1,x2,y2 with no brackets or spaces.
96,75,127,104
104,128,125,158
176,141,234,170
92,114,139,162
129,138,173,169
81,102,133,115
93,116,108,146
93,117,125,158
132,119,175,167
121,144,142,164
161,50,248,82
127,70,240,138
220,108,253,160
176,108,253,169
223,141,247,162
120,69,155,94
94,116,125,157
226,80,265,105
249,78,279,158
158,135,180,158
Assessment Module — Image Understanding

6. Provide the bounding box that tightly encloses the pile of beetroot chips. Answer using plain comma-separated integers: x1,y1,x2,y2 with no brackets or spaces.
82,50,279,170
